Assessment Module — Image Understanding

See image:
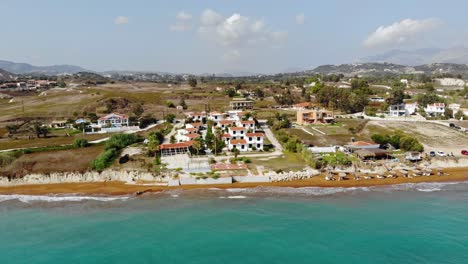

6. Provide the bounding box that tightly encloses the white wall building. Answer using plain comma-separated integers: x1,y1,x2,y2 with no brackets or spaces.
424,103,445,116
97,113,129,127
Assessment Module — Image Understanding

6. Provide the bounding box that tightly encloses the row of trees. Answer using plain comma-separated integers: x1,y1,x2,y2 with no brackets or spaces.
371,131,424,152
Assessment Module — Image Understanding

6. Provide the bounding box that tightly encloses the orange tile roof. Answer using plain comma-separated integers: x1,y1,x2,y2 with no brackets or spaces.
190,122,203,126
352,141,377,146
186,134,200,139
160,141,193,150
98,113,128,120
186,127,198,132
230,139,247,144
241,120,255,124
246,133,264,137
219,120,236,125
229,127,247,131
221,133,231,138
294,102,310,108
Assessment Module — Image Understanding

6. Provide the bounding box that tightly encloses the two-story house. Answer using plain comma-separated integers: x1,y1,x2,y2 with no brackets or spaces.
425,103,445,116
97,113,129,127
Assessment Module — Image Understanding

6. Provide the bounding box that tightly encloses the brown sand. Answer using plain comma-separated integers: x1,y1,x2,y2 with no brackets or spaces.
0,167,466,196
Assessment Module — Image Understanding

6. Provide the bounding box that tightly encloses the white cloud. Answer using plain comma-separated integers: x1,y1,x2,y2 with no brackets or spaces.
114,16,129,25
200,9,223,26
295,13,305,25
198,9,287,59
170,11,193,32
364,18,442,48
222,50,241,61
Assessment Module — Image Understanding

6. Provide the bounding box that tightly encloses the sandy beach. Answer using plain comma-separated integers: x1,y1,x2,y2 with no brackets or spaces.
0,167,466,196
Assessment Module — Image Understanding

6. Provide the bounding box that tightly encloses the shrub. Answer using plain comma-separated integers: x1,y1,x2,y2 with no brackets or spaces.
105,134,141,150
91,148,119,171
73,138,90,148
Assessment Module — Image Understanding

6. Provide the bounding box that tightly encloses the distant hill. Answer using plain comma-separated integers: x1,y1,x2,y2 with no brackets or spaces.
0,68,16,81
308,62,468,77
360,47,468,66
0,60,89,75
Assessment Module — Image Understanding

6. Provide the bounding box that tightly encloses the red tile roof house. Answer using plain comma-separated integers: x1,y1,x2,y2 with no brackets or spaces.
186,112,206,121
186,122,203,130
97,113,129,127
345,141,380,152
217,120,236,129
229,139,248,152
228,127,247,140
245,132,264,151
160,141,194,156
238,120,256,130
176,128,200,142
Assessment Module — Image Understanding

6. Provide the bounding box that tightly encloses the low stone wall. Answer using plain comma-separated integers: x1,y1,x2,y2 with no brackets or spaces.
267,169,321,182
0,170,161,186
233,176,270,183
178,176,232,185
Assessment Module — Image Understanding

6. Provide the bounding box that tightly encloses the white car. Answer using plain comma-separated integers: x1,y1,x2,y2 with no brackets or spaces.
437,151,447,157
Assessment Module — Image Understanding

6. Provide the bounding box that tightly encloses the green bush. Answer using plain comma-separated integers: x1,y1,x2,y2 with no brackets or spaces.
91,148,119,171
91,134,142,171
105,134,142,150
73,138,90,148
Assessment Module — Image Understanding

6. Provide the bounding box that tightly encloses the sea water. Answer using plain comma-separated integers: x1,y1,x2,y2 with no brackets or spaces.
0,182,467,264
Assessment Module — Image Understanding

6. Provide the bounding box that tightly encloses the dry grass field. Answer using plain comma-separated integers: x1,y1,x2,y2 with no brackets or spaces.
0,145,104,177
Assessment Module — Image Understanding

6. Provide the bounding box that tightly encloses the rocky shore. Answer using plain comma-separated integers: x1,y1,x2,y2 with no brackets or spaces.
0,170,162,186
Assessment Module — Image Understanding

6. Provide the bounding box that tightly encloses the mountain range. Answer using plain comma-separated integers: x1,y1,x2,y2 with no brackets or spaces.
0,68,16,81
0,60,88,75
308,62,468,77
359,47,468,66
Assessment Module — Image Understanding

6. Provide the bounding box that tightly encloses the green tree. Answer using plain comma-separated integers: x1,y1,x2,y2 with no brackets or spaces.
454,110,466,120
179,97,188,110
165,114,176,123
188,78,197,88
132,103,144,117
225,88,236,97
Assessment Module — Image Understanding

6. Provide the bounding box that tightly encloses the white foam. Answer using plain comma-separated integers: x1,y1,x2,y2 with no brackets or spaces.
227,196,247,199
416,188,441,192
0,194,129,203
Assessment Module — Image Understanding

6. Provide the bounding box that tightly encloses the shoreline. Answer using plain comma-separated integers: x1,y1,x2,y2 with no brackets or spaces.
0,167,466,196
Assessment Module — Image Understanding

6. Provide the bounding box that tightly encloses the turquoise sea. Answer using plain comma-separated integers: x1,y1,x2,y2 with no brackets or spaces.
1,182,467,264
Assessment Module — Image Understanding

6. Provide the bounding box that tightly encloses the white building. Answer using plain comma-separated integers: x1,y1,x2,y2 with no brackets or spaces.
388,103,419,117
97,113,129,127
424,103,445,116
369,97,385,103
388,104,406,117
238,120,256,130
245,132,264,150
208,111,225,125
448,103,461,112
186,112,206,122
405,102,418,115
176,128,200,142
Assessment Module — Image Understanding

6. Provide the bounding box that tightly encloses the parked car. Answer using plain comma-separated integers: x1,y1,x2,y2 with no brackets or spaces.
462,150,468,156
437,151,447,157
429,151,436,157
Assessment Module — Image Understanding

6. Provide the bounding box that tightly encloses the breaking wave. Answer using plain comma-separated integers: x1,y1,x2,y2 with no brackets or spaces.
0,194,130,203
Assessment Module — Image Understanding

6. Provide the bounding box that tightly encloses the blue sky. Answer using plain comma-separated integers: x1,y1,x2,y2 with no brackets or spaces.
1,0,468,73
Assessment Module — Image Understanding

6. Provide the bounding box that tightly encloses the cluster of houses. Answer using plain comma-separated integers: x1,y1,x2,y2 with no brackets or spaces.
0,80,57,90
48,113,135,133
160,110,265,156
388,102,468,117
